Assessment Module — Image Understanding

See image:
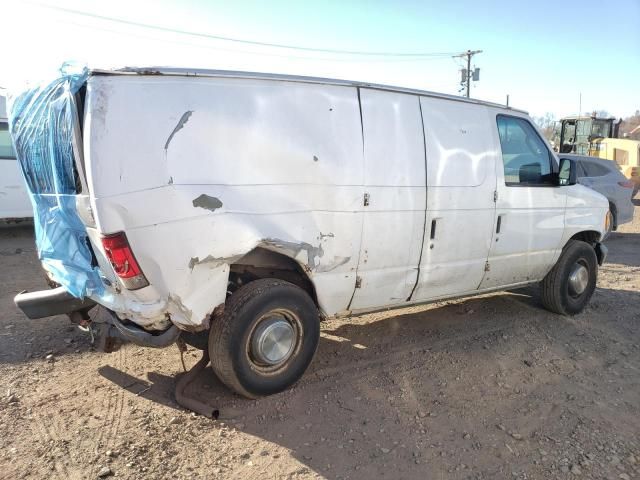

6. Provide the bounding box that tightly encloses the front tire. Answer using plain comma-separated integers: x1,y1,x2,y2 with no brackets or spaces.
209,279,320,398
540,240,598,315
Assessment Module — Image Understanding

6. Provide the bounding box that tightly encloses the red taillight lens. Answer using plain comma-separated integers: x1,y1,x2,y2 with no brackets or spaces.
101,232,149,290
618,180,635,189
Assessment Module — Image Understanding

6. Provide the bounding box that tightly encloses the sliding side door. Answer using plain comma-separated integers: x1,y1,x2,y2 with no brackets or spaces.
349,89,426,311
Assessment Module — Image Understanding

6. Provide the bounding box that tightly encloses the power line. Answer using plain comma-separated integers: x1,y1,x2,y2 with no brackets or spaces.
58,18,457,64
35,3,459,58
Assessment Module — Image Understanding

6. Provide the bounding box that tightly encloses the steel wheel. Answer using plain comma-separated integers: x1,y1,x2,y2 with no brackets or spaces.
247,308,302,374
568,260,590,298
209,279,320,398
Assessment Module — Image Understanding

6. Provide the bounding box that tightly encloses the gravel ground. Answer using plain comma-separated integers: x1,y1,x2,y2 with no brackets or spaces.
0,200,638,480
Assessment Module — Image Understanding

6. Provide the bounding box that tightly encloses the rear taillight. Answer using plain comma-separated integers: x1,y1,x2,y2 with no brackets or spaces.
101,232,149,290
618,180,635,188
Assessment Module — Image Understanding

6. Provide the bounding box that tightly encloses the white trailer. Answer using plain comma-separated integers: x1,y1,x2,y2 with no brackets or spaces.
0,94,31,220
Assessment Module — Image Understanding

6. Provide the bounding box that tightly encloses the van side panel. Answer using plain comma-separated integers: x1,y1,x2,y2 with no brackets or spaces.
411,98,498,301
348,89,426,310
84,76,365,329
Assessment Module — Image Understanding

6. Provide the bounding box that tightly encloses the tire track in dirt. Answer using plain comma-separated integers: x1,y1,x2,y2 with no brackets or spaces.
310,320,517,383
29,391,78,479
88,346,129,479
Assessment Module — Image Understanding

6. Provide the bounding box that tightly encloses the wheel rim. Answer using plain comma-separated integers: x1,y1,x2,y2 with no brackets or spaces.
568,260,589,297
248,309,301,372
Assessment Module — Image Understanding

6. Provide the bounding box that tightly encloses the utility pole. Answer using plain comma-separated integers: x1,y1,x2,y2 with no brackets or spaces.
579,92,582,117
454,49,483,98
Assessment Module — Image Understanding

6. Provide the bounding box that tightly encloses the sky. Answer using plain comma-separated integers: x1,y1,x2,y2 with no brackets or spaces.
1,0,639,119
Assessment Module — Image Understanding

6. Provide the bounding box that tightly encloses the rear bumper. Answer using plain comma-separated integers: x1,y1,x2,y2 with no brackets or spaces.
615,200,635,228
14,286,96,319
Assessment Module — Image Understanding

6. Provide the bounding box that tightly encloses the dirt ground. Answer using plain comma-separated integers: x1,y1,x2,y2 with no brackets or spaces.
0,201,638,480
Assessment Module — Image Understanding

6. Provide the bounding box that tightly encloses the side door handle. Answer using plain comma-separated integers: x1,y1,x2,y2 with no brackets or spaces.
496,215,502,234
428,219,438,249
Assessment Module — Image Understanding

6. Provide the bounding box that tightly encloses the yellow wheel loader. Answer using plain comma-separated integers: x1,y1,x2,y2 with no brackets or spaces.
556,115,639,195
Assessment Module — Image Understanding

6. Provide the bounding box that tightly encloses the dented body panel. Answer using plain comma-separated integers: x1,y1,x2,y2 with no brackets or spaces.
11,68,609,332
82,75,365,329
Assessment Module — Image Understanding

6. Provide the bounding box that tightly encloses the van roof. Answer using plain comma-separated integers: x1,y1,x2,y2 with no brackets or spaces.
91,67,528,114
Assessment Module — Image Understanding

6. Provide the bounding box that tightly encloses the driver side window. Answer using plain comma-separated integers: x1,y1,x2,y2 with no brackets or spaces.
497,115,554,186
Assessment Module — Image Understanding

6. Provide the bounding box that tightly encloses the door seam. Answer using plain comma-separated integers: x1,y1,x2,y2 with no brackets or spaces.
407,97,429,301
346,86,367,311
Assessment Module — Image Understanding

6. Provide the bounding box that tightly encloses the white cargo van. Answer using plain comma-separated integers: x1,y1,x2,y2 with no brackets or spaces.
11,68,610,398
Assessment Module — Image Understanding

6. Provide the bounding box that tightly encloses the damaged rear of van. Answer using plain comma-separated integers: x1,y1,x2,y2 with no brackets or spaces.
10,67,610,398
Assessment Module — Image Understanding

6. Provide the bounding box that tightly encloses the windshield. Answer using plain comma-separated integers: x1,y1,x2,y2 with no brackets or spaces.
591,119,612,138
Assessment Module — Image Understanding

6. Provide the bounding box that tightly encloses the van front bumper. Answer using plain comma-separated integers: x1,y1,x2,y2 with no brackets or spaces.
14,286,96,319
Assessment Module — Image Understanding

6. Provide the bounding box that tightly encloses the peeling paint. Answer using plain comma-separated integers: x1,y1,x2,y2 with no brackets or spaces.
262,238,324,271
189,253,243,270
315,256,350,273
168,294,193,323
192,194,223,212
164,110,193,150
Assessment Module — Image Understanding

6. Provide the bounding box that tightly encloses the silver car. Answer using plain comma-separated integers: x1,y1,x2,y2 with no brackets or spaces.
562,154,634,231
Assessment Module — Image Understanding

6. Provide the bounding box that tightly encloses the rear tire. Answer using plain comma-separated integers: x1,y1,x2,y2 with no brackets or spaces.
540,240,598,316
209,279,320,398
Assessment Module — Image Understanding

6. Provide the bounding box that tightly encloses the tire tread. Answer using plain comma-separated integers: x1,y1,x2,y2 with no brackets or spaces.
209,279,315,398
540,240,596,315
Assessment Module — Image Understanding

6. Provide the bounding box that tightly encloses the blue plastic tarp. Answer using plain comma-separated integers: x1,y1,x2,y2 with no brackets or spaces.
8,69,105,299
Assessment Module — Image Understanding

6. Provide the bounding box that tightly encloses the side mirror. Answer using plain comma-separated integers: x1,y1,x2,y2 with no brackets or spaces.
558,158,577,186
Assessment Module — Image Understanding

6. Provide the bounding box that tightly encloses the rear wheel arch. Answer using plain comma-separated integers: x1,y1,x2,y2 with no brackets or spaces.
182,248,321,352
229,247,320,310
